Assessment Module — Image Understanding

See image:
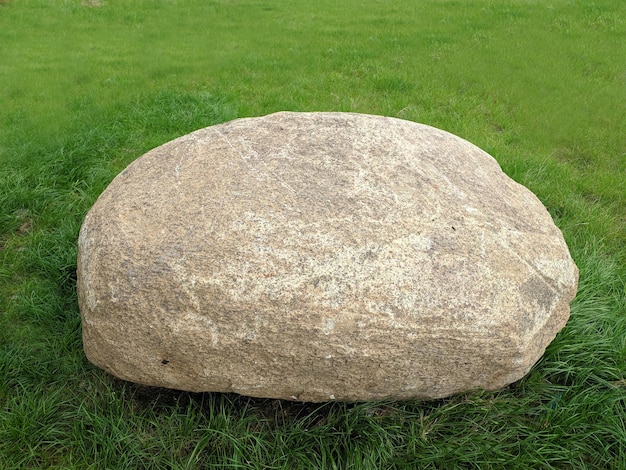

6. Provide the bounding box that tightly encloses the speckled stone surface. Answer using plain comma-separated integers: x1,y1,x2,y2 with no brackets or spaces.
78,112,578,401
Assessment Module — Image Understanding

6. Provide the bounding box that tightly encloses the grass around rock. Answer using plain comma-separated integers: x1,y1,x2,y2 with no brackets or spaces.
1,0,625,468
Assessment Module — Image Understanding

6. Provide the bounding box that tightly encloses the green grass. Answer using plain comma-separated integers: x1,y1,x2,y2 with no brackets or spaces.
1,0,625,468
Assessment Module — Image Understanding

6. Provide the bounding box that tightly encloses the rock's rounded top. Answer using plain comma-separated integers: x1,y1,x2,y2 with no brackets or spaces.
78,112,578,401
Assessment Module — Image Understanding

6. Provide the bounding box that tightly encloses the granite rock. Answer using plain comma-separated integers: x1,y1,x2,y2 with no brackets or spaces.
78,112,578,401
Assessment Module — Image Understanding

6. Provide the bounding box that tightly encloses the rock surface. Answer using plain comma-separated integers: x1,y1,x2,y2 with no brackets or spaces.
78,112,578,402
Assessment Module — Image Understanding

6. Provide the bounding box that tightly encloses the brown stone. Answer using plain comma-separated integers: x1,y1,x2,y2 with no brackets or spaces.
77,112,578,401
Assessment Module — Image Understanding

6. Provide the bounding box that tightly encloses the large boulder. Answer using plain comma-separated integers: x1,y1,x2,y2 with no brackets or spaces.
78,112,578,402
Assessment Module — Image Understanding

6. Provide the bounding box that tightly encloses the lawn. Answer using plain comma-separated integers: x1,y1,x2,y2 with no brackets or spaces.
1,0,625,468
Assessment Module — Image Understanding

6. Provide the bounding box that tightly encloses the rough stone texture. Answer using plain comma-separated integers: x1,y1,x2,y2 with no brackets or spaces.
78,112,578,402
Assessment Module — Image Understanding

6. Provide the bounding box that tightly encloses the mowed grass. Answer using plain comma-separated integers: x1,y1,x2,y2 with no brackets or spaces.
1,0,625,467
